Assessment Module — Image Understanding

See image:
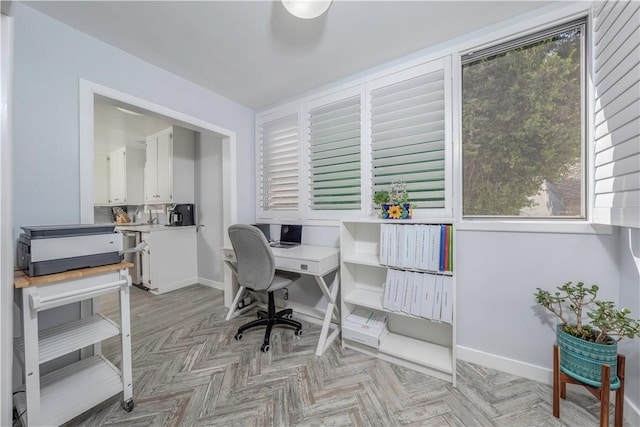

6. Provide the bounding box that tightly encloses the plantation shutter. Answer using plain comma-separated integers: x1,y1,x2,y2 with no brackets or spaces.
308,95,361,210
371,68,446,209
592,1,640,227
259,113,299,211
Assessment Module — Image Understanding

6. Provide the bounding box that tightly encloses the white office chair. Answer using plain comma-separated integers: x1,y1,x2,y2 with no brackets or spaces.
228,224,303,352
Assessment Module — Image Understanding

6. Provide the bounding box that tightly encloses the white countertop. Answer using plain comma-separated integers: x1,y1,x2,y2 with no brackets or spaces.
115,224,196,233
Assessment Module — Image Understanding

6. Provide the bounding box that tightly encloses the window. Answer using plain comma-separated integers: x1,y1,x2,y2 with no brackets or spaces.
257,111,300,216
461,20,586,218
370,62,448,210
308,93,361,211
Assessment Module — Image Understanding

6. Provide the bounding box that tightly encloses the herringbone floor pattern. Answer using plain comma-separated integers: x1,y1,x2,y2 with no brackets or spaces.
62,284,625,427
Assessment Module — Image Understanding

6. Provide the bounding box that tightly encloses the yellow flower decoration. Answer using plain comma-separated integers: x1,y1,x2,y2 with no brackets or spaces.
388,205,402,219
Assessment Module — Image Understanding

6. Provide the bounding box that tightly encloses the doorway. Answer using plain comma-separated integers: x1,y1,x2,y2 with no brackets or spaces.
79,80,237,306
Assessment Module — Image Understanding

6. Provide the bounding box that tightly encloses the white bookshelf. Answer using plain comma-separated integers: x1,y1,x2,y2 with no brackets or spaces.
13,263,134,426
340,220,456,385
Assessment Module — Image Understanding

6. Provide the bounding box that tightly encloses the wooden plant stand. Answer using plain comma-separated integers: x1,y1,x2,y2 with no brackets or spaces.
553,345,625,427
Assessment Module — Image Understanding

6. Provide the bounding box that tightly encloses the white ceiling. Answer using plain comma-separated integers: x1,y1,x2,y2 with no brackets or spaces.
26,1,554,110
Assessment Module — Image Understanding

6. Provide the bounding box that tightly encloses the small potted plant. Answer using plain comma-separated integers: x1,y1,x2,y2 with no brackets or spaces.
373,181,413,219
534,281,640,385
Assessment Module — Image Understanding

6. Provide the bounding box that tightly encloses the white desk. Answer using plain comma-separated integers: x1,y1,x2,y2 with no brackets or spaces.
223,244,340,356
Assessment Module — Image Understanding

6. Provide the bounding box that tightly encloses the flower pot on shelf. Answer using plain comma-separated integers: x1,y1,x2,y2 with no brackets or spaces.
556,323,619,387
380,203,412,220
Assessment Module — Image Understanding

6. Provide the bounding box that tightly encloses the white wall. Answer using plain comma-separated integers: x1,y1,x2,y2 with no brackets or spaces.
195,131,225,286
456,229,619,361
12,2,254,236
10,0,253,380
617,227,640,409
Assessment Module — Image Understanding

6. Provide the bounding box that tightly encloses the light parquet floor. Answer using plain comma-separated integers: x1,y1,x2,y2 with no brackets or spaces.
60,284,628,427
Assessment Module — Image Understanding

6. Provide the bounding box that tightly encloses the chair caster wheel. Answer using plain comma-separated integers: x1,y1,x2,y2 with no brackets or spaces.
234,333,242,340
261,343,270,352
122,399,134,412
295,329,303,336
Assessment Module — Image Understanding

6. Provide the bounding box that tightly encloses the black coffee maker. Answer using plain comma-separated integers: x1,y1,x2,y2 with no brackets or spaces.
169,204,195,226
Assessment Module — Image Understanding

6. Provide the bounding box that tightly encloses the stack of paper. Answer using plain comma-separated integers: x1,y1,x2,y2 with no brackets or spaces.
343,308,389,348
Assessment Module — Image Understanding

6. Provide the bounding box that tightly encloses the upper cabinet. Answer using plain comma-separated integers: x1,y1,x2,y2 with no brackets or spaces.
144,126,195,204
108,147,145,206
94,146,145,206
108,147,127,205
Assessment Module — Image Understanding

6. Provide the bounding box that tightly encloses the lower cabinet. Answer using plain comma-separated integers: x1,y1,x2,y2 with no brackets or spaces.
140,226,198,294
340,220,456,385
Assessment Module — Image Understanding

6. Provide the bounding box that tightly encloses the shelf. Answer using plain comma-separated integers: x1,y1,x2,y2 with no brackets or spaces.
344,288,383,311
14,355,123,427
14,314,120,365
343,253,382,267
381,333,453,374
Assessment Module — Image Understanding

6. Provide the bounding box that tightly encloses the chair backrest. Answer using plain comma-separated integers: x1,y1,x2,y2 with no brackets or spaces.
228,224,275,291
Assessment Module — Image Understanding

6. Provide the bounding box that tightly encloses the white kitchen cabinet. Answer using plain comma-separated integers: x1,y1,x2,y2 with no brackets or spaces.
137,226,197,294
94,146,110,206
144,126,194,204
108,147,127,205
105,147,145,206
340,220,456,385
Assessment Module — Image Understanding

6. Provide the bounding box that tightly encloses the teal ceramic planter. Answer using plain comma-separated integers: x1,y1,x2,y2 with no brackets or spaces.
556,323,619,387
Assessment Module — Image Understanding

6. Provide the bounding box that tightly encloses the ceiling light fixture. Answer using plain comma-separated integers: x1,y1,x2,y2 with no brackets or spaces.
282,0,332,19
116,106,143,116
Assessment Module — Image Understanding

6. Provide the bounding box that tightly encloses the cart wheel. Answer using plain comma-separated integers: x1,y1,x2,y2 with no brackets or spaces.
234,332,242,340
261,343,270,352
122,399,135,412
295,329,303,337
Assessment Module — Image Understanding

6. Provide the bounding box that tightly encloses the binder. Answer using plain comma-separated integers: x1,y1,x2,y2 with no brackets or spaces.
439,224,446,272
379,224,388,265
448,225,453,272
395,224,405,268
417,225,429,270
427,225,440,272
402,224,416,269
387,224,398,267
383,268,394,310
441,275,453,324
392,269,405,311
443,225,450,272
419,273,436,319
433,274,443,321
410,272,423,316
401,270,414,314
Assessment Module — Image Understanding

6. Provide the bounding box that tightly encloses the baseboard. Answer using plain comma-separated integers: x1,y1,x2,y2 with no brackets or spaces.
456,345,551,384
149,277,199,295
197,277,224,291
456,345,640,425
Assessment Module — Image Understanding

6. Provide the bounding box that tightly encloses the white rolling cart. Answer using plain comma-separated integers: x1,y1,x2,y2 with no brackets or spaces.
13,262,135,426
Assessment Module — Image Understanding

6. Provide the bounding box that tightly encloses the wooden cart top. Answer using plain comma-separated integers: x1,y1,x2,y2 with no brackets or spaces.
14,262,134,289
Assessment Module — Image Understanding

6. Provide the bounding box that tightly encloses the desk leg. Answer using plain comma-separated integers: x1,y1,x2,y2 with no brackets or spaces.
314,271,341,356
22,288,41,426
225,284,246,321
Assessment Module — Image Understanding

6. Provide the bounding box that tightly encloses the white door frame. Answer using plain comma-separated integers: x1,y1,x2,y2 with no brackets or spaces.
78,79,238,306
1,13,14,427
